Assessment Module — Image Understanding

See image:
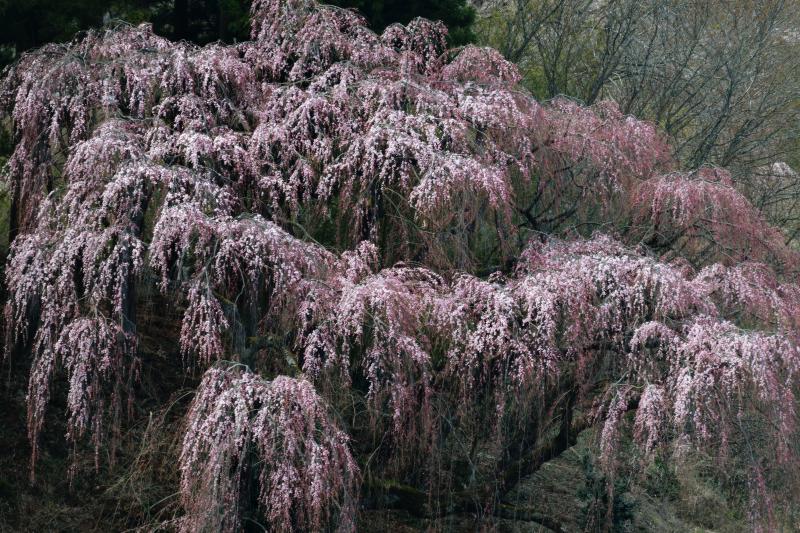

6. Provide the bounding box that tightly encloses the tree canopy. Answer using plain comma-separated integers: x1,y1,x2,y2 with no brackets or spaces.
1,0,799,530
475,0,800,241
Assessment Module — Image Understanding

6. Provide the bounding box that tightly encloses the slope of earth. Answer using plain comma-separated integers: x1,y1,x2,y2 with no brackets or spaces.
359,429,748,532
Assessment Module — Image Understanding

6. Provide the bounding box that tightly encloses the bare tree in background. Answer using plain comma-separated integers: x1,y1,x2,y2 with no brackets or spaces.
476,0,800,236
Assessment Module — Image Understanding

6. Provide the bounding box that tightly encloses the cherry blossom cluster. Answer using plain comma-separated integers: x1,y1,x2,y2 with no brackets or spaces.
634,168,799,268
26,315,135,474
180,367,358,532
0,22,254,232
626,317,799,465
297,235,737,448
436,235,708,422
302,265,442,452
695,261,800,331
1,0,800,527
150,207,336,365
6,225,144,473
292,232,800,510
598,385,633,469
546,98,672,188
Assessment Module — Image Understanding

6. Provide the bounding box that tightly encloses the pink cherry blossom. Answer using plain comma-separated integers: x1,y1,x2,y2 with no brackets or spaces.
2,0,799,527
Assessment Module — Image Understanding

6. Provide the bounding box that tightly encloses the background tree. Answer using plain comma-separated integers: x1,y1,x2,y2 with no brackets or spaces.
475,0,800,238
329,0,475,43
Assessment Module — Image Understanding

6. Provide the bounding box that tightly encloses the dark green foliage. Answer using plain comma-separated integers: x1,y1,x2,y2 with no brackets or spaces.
328,0,475,44
642,455,680,500
578,453,637,532
0,0,109,57
0,0,252,58
120,0,252,44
